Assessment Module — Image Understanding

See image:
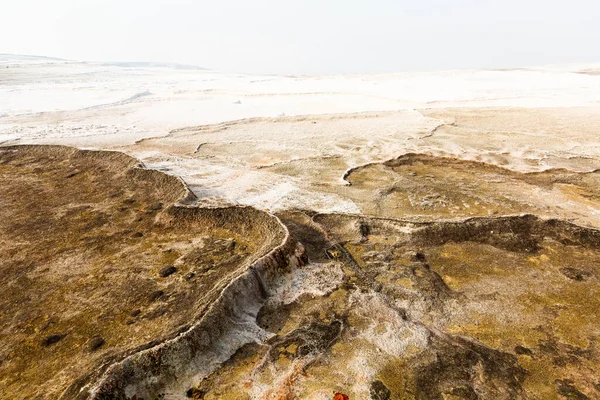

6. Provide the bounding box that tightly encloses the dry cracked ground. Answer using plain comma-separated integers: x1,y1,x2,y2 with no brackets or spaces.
2,108,600,400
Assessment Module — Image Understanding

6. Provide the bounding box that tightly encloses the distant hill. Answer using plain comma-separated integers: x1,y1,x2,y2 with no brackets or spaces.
0,54,68,62
0,54,208,70
100,61,209,70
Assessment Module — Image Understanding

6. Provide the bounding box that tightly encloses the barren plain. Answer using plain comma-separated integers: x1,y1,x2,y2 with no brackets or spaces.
1,57,600,399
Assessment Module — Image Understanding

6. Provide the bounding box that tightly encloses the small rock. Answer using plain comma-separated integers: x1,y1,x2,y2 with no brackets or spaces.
184,272,196,280
359,221,371,240
370,380,391,400
87,336,105,352
41,334,64,347
396,308,408,320
130,309,141,317
159,265,177,278
186,387,206,398
559,267,590,282
227,239,236,252
132,232,144,238
556,379,589,399
147,202,163,211
515,345,533,356
148,290,165,302
326,246,343,260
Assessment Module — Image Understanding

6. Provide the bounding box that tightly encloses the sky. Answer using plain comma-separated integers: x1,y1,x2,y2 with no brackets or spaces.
1,0,599,74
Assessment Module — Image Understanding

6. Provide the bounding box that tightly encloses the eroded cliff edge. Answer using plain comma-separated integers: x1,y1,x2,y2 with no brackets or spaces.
0,145,305,399
2,146,600,399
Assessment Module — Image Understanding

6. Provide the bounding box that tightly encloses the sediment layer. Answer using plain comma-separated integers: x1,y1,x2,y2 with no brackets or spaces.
3,145,600,399
194,211,600,399
340,153,600,227
0,145,304,399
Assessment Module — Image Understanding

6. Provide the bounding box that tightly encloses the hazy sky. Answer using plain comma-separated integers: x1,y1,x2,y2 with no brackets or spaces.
2,0,598,74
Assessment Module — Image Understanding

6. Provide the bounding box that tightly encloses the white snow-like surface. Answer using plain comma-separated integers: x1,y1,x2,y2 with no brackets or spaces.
2,58,600,213
2,60,600,139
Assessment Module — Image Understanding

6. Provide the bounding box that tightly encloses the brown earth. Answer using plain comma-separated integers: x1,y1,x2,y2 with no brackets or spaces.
192,212,600,399
2,145,600,400
340,153,600,226
0,145,289,399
